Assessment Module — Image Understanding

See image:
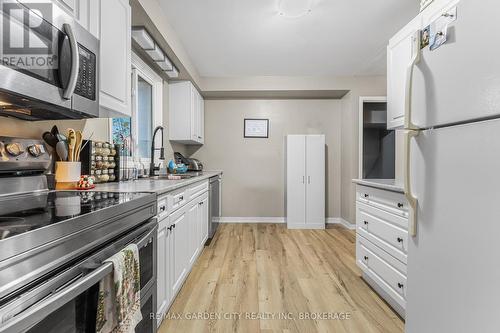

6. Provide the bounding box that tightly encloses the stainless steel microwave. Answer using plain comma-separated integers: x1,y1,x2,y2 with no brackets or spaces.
0,1,99,120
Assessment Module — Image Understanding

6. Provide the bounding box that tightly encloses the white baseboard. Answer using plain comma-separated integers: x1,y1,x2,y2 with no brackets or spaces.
326,217,356,230
219,217,356,230
218,217,285,223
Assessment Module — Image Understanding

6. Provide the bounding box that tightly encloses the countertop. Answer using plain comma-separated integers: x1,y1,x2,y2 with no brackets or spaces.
95,171,223,195
352,179,404,193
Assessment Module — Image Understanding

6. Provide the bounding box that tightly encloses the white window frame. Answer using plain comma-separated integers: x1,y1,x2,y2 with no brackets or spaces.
130,52,163,165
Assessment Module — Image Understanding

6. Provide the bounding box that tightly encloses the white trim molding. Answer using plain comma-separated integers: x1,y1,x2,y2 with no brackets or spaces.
219,217,285,224
219,217,356,230
326,218,356,230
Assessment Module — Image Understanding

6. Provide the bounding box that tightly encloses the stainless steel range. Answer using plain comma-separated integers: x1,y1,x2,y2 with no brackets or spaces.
0,137,158,332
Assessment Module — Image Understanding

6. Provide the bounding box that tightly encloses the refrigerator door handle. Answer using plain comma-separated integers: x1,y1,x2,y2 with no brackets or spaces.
404,29,422,130
404,129,419,237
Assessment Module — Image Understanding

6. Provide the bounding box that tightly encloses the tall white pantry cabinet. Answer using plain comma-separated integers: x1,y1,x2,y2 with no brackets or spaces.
285,135,325,229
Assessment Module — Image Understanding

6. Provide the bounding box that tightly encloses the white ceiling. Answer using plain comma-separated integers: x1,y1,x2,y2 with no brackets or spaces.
158,0,419,77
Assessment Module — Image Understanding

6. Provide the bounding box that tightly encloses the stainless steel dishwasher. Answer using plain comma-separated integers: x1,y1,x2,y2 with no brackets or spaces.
208,175,221,242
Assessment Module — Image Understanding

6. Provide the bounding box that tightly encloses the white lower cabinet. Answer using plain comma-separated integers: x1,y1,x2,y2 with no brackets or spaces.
171,207,188,296
187,201,199,267
156,216,171,327
156,180,211,326
200,194,209,245
355,184,408,318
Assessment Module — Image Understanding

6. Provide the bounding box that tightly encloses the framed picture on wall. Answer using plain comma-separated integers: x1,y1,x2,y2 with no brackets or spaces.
244,119,269,138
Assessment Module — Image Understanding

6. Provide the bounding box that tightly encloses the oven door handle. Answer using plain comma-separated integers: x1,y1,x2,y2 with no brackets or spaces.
62,23,79,100
0,262,113,333
135,223,157,249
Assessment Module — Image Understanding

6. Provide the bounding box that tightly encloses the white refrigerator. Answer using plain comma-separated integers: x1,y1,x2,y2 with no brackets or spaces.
404,0,500,332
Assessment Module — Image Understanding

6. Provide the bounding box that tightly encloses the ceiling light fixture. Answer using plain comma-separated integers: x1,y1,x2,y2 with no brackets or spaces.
278,0,313,18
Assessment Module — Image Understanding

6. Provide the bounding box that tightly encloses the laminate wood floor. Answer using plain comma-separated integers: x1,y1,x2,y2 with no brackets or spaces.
158,223,404,333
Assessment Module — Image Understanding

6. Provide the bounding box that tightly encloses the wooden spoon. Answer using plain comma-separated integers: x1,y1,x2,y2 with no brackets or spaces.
67,129,76,162
74,130,83,162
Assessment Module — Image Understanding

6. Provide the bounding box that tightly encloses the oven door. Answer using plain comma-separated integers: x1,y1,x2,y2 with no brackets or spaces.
0,221,157,333
0,1,99,120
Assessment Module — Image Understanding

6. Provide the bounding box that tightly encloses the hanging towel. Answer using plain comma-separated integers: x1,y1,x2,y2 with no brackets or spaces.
96,244,142,333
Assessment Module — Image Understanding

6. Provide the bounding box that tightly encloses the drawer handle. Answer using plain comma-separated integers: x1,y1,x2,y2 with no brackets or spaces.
397,203,404,208
172,224,176,229
167,226,172,231
159,206,166,212
364,194,369,198
363,221,369,225
397,237,403,243
364,256,369,261
398,283,404,289
179,196,184,200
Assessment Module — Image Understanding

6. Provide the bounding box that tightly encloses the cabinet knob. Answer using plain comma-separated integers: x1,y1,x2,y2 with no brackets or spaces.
172,224,176,229
397,237,403,243
364,194,369,198
167,226,172,231
160,206,166,212
398,283,404,289
364,221,369,225
364,256,369,261
179,196,184,200
397,203,404,208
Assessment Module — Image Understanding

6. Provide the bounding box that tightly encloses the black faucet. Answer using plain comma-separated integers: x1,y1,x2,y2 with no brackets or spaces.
150,126,165,176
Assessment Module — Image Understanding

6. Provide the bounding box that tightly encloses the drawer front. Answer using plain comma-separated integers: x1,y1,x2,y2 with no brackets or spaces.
356,202,408,263
157,197,168,220
167,188,188,213
188,180,209,200
357,235,407,308
356,185,408,217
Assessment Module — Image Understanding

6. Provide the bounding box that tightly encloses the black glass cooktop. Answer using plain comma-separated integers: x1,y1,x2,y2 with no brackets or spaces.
0,191,151,240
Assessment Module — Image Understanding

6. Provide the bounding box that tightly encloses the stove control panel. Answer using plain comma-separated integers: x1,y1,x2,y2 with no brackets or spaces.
0,137,51,173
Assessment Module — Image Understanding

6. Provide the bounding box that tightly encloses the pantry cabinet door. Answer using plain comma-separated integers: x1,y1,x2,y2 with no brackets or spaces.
286,135,306,227
305,135,325,228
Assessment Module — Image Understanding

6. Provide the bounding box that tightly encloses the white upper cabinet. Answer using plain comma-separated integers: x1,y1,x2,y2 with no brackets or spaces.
387,15,422,129
49,0,99,38
386,0,457,130
169,81,205,145
98,0,132,118
55,0,76,14
77,0,100,38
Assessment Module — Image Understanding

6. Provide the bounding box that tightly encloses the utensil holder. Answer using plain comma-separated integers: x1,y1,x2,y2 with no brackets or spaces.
55,162,81,189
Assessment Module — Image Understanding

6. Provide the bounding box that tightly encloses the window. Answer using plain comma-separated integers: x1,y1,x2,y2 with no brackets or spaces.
111,52,163,163
136,76,153,158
